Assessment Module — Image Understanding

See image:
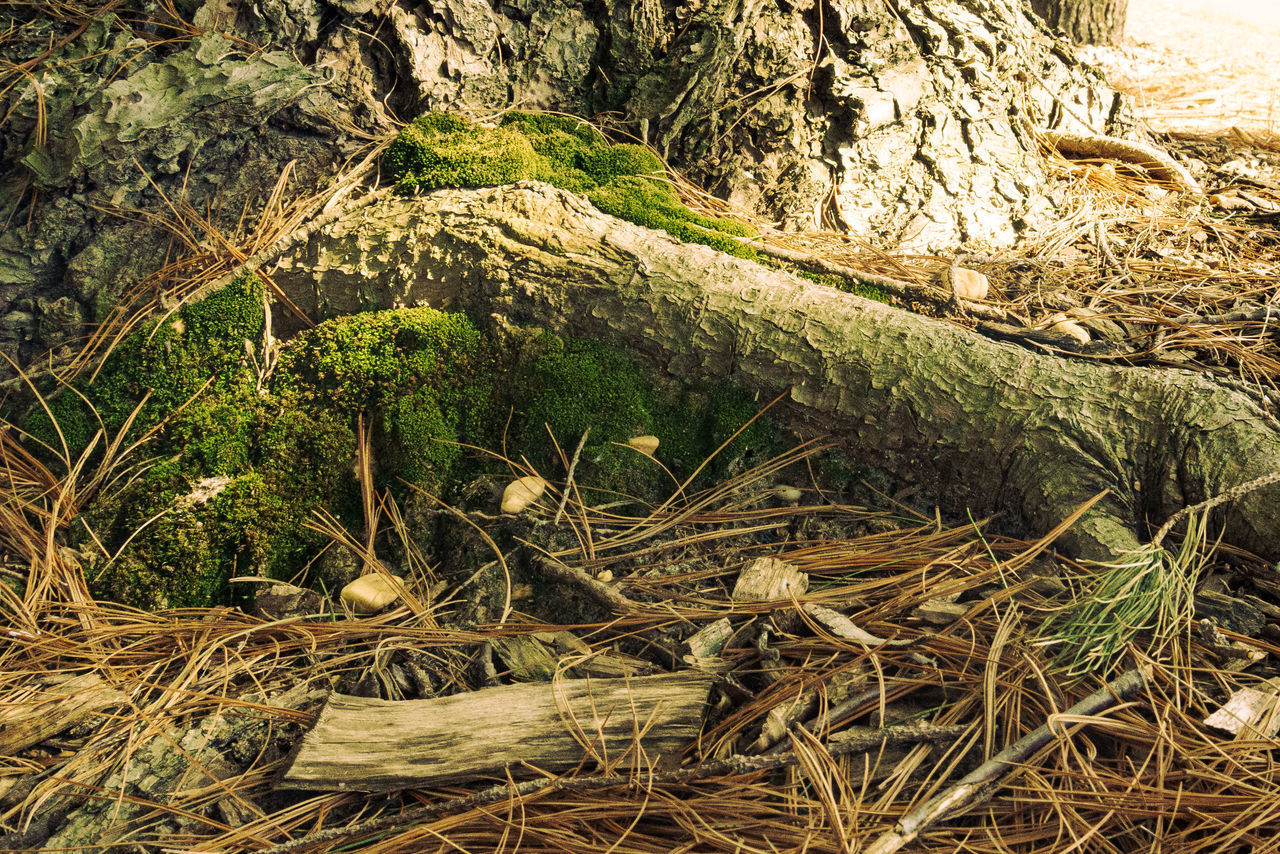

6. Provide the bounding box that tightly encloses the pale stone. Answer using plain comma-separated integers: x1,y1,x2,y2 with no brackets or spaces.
773,484,802,503
1049,313,1091,345
950,267,989,301
501,475,547,513
340,573,405,614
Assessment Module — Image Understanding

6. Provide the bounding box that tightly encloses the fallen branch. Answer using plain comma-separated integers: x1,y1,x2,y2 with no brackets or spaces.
1044,130,1202,195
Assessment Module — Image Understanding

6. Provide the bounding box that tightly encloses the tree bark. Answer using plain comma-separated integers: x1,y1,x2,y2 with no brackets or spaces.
265,182,1280,563
1031,0,1129,45
0,0,1136,373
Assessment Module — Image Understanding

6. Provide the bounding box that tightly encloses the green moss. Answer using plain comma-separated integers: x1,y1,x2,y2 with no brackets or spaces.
387,111,759,259
28,278,783,611
507,335,662,499
172,400,255,475
796,270,892,304
517,336,654,445
499,112,607,145
384,113,539,192
23,389,95,458
91,274,264,438
383,391,461,489
274,308,484,410
24,275,265,459
578,144,664,184
93,473,288,611
588,177,758,260
503,333,781,498
256,405,354,500
647,384,782,481
18,275,357,611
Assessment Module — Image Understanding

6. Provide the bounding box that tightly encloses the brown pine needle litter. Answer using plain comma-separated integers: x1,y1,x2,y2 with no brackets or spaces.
4,21,1280,852
4,421,1280,852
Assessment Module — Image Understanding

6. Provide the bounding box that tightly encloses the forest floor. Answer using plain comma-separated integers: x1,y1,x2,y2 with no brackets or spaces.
1083,0,1280,136
5,6,1280,854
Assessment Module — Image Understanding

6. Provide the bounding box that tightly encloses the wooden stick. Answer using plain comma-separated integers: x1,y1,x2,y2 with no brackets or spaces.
554,427,590,525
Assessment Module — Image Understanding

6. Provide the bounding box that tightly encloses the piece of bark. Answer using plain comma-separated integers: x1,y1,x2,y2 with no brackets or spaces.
253,582,325,620
732,558,808,603
491,635,560,681
1204,678,1280,737
0,673,128,754
681,618,734,664
279,671,714,791
912,598,971,625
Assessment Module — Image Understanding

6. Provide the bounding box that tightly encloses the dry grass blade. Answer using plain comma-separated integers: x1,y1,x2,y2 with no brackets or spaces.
2,428,1280,852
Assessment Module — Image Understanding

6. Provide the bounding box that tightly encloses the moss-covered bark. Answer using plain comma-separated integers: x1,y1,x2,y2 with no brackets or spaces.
266,182,1280,563
20,275,778,610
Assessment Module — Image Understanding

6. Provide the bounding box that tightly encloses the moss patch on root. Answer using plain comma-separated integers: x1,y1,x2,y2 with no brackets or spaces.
23,277,782,610
383,113,539,193
384,111,758,259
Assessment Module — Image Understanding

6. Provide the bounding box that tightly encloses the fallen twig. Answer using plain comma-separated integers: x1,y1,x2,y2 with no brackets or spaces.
554,428,590,526
533,555,638,613
862,665,1150,854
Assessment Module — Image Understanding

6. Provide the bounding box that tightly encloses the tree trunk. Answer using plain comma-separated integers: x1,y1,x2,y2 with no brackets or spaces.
1031,0,1129,45
0,0,1134,371
264,182,1280,563
2,2,1247,573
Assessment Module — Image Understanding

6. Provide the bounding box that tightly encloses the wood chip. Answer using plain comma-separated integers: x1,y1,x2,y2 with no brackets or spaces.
1204,677,1280,737
732,558,808,603
912,598,969,625
681,618,733,663
803,604,887,647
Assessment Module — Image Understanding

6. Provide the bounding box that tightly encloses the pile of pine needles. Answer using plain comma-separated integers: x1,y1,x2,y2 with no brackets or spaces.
3,418,1280,851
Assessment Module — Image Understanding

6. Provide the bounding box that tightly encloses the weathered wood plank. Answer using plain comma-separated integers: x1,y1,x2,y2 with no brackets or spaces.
279,671,713,791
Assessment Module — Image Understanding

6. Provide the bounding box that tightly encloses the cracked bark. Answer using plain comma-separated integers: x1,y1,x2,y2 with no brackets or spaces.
1031,0,1129,45
1,0,1137,374
266,182,1280,562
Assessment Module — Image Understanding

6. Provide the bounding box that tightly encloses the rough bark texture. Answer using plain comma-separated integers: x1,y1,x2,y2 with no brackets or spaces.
265,182,1280,562
1031,0,1129,45
1,0,1133,369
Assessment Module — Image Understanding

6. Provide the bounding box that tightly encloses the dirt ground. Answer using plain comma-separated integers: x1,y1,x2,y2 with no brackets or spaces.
1081,0,1280,134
